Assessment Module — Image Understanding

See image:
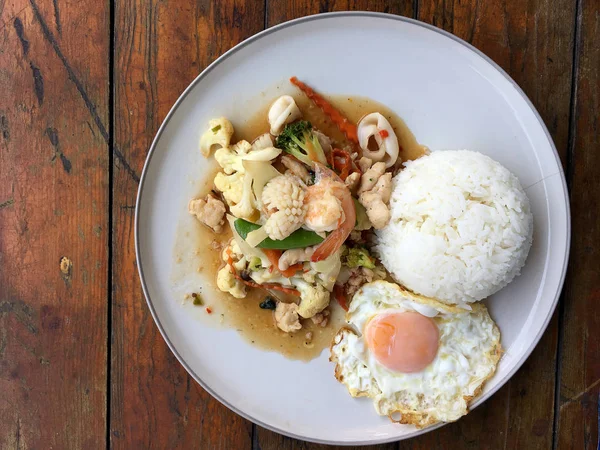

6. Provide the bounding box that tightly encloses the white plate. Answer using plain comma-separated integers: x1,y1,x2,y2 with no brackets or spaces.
136,12,570,445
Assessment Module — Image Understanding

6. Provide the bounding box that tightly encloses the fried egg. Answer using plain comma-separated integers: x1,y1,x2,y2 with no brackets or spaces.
330,281,501,428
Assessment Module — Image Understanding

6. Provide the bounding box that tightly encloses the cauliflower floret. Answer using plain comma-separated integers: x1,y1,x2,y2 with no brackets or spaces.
230,170,256,219
261,174,307,240
274,302,302,333
359,172,392,229
251,133,273,150
215,140,251,174
268,95,302,135
215,140,281,175
294,279,330,319
214,172,243,206
216,265,246,298
221,238,244,263
199,118,234,157
188,195,226,233
217,240,247,298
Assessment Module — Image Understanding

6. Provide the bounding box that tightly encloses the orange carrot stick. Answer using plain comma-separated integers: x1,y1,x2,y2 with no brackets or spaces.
290,77,358,144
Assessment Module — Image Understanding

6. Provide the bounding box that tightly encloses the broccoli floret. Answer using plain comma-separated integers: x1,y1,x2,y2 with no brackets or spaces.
275,121,328,167
344,247,376,269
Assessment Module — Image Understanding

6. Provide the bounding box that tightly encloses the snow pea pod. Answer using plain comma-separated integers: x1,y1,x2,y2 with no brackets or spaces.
234,219,324,250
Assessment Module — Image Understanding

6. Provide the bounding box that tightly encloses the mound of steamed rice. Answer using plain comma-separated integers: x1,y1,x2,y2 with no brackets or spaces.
375,150,533,305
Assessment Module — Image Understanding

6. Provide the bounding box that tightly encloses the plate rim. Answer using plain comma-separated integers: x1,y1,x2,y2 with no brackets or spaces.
135,11,571,445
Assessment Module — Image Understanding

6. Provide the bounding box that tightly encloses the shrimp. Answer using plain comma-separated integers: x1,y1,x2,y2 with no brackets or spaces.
309,164,356,262
304,183,345,233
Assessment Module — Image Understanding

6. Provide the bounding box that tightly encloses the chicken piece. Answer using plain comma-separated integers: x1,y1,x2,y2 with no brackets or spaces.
274,302,302,333
281,155,310,184
358,162,386,194
357,156,373,173
262,174,307,240
188,195,226,233
278,246,316,271
359,172,392,229
344,172,360,193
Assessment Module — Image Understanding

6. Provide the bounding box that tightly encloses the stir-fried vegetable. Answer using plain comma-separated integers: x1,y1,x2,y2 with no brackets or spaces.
353,198,371,230
225,248,300,296
343,247,376,269
234,219,324,250
275,121,328,166
263,249,304,277
248,256,262,271
290,77,358,144
329,148,354,181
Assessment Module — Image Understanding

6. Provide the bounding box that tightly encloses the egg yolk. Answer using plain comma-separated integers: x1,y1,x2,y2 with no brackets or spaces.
364,312,439,373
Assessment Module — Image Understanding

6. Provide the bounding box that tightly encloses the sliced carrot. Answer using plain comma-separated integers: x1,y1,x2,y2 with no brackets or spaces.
331,148,353,181
379,129,389,138
263,249,281,273
290,77,358,144
263,249,303,277
333,284,348,311
281,263,304,278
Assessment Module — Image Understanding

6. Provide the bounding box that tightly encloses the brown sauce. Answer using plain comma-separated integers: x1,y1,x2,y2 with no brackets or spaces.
175,93,426,362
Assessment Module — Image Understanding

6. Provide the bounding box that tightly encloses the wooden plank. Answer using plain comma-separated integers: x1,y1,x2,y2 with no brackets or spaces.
412,0,575,449
110,1,264,448
266,0,414,27
0,0,109,448
555,0,600,447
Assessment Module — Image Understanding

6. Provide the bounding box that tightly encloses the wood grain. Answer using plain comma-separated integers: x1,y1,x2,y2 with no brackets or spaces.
110,1,264,448
266,0,414,27
555,0,600,447
414,0,575,448
0,0,109,448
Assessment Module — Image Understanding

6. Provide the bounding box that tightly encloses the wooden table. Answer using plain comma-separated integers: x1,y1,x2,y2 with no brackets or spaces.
0,0,596,448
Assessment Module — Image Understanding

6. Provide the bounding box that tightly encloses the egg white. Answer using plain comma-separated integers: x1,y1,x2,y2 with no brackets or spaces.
330,281,501,428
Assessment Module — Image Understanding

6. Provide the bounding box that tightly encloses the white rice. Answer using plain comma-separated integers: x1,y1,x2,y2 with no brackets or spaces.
375,150,533,305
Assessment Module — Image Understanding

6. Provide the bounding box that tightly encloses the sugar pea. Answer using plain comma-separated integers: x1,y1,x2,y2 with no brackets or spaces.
234,219,324,250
